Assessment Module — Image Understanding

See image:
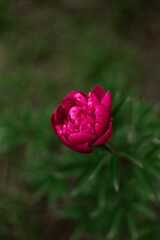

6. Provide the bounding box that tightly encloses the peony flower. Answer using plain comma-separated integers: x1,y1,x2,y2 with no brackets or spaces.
50,85,112,153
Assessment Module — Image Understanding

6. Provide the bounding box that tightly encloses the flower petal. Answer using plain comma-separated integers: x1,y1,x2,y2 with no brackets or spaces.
73,142,93,153
92,118,112,146
95,105,110,127
91,85,105,102
74,92,87,105
61,136,92,153
61,135,74,148
87,92,99,110
69,106,82,120
81,116,95,126
55,125,63,137
68,132,96,145
95,122,104,137
50,113,57,134
54,105,67,124
63,91,87,104
79,117,95,134
101,91,112,115
80,123,94,134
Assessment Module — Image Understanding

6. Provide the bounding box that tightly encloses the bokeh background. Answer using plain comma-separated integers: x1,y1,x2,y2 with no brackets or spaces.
0,0,160,239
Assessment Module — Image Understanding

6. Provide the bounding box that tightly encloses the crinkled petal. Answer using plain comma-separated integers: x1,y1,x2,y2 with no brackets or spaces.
68,132,96,145
69,106,82,120
66,121,75,134
93,118,112,146
80,123,94,134
91,85,105,102
80,116,95,126
101,91,112,115
80,117,95,134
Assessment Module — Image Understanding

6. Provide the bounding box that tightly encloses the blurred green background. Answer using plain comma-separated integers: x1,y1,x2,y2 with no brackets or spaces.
0,0,160,239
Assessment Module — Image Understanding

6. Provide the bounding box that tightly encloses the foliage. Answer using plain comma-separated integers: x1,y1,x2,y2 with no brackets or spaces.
0,1,160,240
53,87,160,240
0,75,160,239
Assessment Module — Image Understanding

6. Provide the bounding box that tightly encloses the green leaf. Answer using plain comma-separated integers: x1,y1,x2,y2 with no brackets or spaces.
89,155,108,180
33,181,50,198
127,212,139,240
112,96,130,118
54,164,84,179
61,206,82,219
71,169,93,196
71,155,108,196
48,190,56,207
107,208,123,239
70,224,85,240
110,155,120,191
95,143,112,154
55,180,68,197
134,168,160,205
118,151,143,168
131,203,156,219
104,143,113,153
145,164,160,181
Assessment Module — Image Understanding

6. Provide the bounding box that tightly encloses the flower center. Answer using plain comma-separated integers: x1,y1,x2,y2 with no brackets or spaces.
63,104,96,135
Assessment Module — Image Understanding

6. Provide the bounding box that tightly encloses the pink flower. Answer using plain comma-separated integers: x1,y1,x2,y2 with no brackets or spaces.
50,85,112,153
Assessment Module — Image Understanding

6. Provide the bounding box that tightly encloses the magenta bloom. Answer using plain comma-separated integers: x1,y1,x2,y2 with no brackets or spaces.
50,85,112,153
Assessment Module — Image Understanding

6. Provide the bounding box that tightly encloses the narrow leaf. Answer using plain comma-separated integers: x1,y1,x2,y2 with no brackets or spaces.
89,155,107,180
110,155,120,191
118,151,143,168
72,156,108,196
127,212,139,240
132,203,156,219
107,209,123,239
145,164,160,181
112,96,130,118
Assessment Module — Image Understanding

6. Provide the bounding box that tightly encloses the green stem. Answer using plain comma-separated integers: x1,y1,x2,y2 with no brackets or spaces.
94,143,113,154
